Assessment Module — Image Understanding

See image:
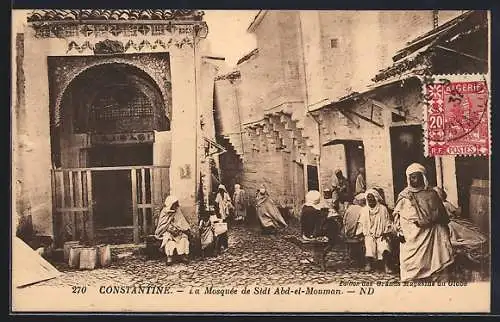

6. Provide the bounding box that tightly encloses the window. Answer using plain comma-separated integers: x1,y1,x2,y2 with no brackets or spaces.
91,87,153,122
330,38,339,48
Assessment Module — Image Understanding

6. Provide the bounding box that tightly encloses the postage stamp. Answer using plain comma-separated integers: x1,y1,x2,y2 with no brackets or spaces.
11,9,491,314
423,74,490,157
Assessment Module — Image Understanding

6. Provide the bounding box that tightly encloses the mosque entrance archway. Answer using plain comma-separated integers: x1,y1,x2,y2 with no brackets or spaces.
49,61,171,244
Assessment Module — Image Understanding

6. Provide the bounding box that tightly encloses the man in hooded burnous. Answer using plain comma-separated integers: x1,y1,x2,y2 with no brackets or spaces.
214,184,232,250
392,163,454,282
215,184,233,221
357,189,394,273
255,185,288,234
331,169,349,212
355,167,366,195
154,196,192,266
232,184,247,222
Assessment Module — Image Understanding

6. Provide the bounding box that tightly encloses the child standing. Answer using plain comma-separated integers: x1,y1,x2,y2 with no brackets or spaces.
232,184,247,222
199,211,216,258
214,184,232,250
357,188,394,273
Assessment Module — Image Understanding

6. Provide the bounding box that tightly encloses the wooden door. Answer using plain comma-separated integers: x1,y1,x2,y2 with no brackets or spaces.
51,169,94,247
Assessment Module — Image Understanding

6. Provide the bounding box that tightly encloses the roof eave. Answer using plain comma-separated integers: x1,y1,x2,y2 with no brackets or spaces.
392,10,482,62
247,10,267,33
310,75,422,113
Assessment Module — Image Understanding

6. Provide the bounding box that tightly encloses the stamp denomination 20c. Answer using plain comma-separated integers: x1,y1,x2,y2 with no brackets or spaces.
423,74,490,157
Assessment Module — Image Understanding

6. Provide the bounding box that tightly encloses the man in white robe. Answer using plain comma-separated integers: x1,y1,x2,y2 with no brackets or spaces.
154,196,191,265
393,163,454,282
357,189,394,273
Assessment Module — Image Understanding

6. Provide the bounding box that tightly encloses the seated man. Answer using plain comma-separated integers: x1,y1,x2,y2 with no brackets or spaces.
342,193,366,265
301,190,326,241
320,188,342,245
154,196,192,266
199,210,217,258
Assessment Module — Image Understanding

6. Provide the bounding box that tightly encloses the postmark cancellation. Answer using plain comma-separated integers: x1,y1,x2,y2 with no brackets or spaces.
423,74,490,157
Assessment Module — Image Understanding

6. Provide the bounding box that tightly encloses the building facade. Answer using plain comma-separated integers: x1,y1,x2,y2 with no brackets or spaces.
12,10,219,247
12,9,489,250
213,9,489,234
311,10,489,233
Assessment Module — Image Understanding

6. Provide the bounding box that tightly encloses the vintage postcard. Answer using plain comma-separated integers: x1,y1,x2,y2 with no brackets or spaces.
11,9,491,313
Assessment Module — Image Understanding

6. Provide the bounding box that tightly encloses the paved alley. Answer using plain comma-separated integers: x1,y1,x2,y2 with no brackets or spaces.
35,223,399,289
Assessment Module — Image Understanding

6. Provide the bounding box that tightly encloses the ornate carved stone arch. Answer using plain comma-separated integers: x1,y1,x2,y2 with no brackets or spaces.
53,58,170,128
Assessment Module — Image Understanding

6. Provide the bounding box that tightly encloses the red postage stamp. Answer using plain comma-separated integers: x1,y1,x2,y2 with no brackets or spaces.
423,74,490,157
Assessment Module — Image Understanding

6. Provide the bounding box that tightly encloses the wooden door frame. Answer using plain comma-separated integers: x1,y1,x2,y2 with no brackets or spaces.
51,165,169,245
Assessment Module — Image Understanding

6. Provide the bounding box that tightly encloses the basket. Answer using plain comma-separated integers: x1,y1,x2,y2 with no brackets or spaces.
63,241,81,262
68,246,84,268
214,222,228,236
79,247,98,270
209,215,220,223
97,244,112,267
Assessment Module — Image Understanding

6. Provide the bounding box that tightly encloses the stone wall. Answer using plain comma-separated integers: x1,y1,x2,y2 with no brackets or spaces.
211,10,467,215
301,10,462,105
13,13,205,239
317,79,425,208
239,142,288,207
237,11,306,124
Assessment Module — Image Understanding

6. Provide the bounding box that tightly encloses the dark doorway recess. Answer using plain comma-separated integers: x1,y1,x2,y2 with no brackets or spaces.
390,125,436,198
307,165,319,191
90,144,152,228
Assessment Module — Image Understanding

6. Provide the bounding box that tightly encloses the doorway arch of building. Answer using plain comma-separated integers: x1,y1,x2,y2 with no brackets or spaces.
50,61,172,245
52,59,170,128
54,62,169,134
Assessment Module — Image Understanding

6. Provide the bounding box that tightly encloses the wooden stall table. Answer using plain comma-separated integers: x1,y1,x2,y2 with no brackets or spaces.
283,235,332,271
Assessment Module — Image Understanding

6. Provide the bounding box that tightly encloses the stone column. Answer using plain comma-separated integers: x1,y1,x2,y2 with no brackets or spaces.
169,46,198,227
441,156,459,207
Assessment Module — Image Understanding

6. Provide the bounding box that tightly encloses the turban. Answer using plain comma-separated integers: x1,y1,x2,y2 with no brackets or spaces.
164,195,179,210
365,188,383,204
405,163,429,189
305,190,322,210
353,193,366,205
406,163,426,176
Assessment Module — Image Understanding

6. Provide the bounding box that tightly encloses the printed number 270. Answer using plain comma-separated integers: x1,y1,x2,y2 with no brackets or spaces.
72,286,87,294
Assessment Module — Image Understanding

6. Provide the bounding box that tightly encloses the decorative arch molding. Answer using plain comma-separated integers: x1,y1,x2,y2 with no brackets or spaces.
67,70,168,133
50,54,171,127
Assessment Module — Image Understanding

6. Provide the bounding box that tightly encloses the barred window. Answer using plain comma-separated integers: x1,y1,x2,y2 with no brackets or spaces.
90,86,153,122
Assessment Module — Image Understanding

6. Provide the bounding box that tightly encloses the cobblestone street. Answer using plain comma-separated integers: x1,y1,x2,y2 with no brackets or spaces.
35,222,400,289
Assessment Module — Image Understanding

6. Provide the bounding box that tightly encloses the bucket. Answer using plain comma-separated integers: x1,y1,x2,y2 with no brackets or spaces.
68,246,84,268
63,241,80,262
79,247,98,270
469,179,490,234
97,244,112,267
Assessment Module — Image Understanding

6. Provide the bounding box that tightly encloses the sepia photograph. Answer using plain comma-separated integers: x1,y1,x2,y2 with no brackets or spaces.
11,9,491,313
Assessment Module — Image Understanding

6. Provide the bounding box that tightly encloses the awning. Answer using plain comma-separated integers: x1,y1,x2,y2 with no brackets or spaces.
12,237,62,288
323,139,363,147
308,75,421,114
